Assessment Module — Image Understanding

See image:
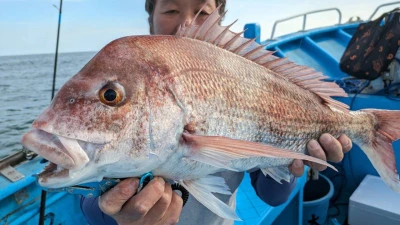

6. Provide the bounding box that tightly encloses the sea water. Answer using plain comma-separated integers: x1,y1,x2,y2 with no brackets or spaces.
0,52,96,160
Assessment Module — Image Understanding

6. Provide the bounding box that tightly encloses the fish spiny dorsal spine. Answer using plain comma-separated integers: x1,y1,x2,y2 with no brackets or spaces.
176,4,349,112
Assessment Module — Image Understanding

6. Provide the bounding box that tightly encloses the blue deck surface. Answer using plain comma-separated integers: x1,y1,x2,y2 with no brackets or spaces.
0,158,86,224
235,171,308,225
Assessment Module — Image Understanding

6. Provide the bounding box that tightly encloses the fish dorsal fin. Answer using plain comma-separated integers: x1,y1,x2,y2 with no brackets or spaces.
176,5,349,112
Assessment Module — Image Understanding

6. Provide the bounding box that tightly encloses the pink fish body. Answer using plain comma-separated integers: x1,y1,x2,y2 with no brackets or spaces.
21,8,400,220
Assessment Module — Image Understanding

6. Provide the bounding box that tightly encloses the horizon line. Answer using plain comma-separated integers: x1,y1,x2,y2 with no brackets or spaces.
0,50,98,58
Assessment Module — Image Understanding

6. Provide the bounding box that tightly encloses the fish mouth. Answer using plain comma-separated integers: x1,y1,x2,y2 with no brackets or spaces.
22,129,94,187
37,162,70,184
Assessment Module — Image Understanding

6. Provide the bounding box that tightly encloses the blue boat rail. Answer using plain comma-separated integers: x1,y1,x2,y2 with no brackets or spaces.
368,1,400,20
268,1,400,41
269,7,342,40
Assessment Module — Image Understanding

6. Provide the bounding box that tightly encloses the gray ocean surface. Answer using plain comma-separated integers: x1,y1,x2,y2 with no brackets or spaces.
0,51,96,160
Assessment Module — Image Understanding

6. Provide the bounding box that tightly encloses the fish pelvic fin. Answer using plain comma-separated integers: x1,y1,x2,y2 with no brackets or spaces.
261,167,292,184
182,133,337,172
180,176,240,221
176,4,349,113
358,109,400,192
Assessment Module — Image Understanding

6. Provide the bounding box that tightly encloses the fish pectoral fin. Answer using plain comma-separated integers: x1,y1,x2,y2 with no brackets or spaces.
180,176,240,220
183,133,337,172
188,152,240,172
261,167,292,184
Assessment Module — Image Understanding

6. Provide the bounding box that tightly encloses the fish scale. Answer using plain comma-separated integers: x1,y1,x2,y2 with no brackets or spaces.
169,54,335,150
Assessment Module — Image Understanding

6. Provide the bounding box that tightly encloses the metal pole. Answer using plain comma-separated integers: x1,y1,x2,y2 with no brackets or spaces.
39,1,62,224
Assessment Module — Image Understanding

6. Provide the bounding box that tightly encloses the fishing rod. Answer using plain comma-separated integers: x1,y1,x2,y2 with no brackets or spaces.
51,0,62,100
39,0,63,224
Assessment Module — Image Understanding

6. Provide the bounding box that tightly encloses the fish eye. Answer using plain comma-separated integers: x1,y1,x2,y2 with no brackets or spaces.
99,82,125,106
104,89,117,101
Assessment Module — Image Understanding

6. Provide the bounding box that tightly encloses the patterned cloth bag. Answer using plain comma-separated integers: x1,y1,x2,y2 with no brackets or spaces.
340,8,400,80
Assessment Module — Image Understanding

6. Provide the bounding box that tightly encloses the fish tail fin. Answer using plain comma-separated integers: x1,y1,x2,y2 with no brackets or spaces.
358,109,400,192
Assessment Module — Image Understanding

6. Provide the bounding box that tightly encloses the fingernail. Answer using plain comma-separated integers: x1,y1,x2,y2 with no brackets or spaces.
345,139,352,149
154,177,165,184
308,139,319,150
294,159,302,168
129,178,139,189
319,134,332,144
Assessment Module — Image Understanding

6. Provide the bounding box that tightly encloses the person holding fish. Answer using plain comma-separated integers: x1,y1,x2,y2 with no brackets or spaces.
78,0,353,225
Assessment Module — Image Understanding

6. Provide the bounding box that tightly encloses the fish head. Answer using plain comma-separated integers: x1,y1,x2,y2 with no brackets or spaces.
22,36,184,188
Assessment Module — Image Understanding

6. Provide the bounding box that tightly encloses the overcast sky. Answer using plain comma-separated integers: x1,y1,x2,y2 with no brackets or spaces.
0,0,397,56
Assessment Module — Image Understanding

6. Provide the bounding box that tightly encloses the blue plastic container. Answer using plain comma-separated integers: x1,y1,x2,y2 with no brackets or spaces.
302,174,334,225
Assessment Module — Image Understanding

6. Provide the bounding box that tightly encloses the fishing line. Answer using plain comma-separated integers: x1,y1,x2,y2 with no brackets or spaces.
348,80,370,109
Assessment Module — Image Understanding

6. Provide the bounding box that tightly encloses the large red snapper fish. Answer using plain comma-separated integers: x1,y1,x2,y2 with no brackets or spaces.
21,6,400,220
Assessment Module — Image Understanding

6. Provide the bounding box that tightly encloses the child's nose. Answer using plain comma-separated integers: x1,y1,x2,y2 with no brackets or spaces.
182,14,196,26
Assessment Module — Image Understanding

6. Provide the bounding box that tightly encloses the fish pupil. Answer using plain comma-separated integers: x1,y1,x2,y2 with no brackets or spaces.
104,89,117,101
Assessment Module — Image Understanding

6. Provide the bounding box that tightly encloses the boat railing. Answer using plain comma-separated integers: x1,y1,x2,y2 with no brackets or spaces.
269,1,400,41
269,8,342,40
368,1,400,20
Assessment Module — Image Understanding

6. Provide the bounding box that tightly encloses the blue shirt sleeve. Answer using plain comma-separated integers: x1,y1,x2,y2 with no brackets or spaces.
250,170,297,206
80,196,117,225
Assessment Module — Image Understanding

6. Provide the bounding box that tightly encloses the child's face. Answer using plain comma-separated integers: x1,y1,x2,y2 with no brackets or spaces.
152,0,217,35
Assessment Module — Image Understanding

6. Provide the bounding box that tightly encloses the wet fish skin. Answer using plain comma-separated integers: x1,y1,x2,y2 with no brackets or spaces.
23,34,395,188
21,7,400,220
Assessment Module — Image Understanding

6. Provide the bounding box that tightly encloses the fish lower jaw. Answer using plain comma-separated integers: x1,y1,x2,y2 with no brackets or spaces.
37,162,69,185
37,162,103,188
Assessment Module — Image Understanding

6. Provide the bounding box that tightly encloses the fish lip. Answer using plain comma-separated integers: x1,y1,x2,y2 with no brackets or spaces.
36,162,70,186
34,124,110,145
21,129,90,170
35,162,94,188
